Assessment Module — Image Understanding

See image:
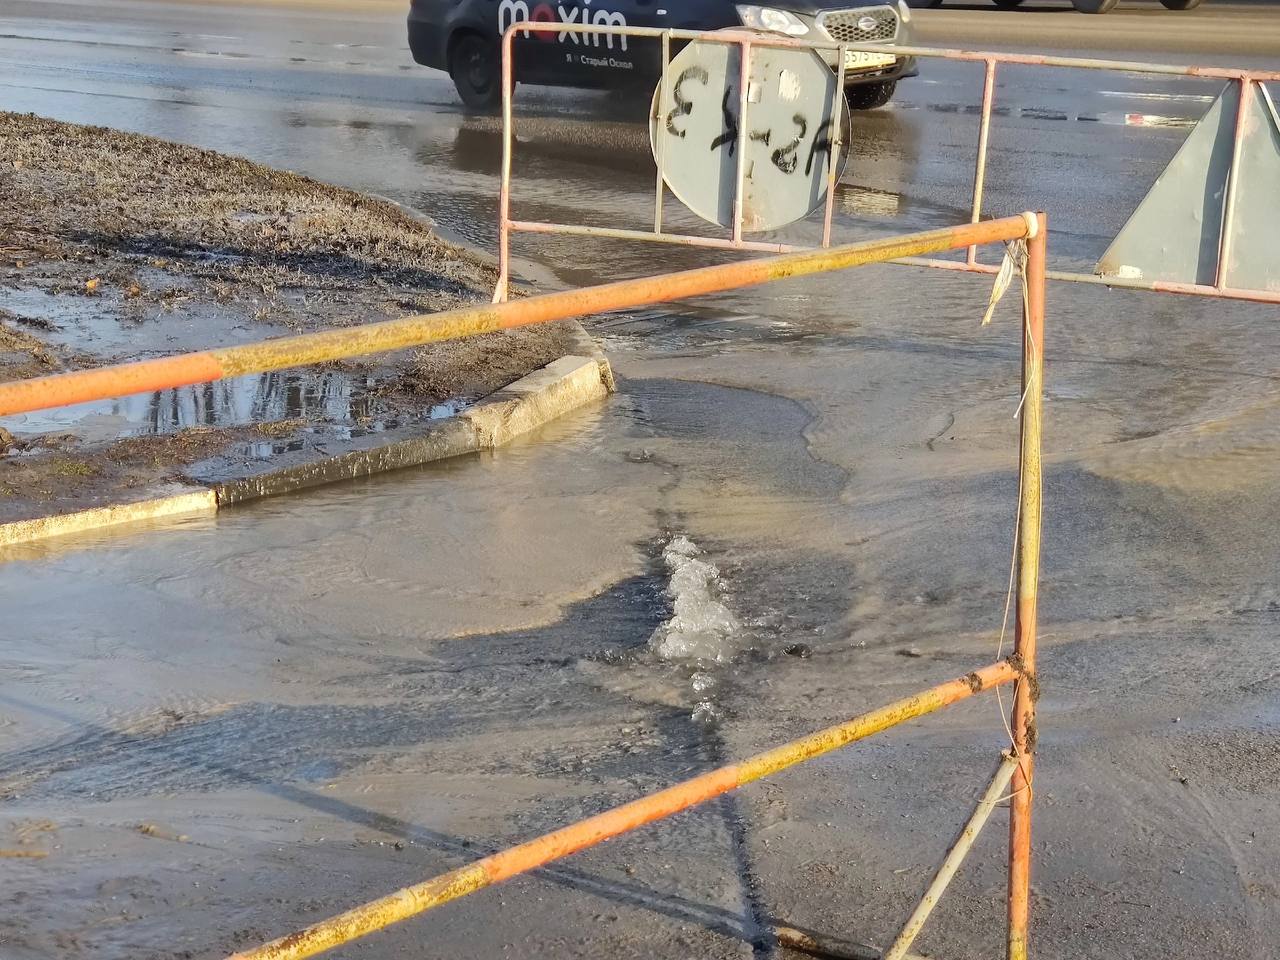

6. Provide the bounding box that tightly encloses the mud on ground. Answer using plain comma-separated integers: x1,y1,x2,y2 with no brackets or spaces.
0,112,576,519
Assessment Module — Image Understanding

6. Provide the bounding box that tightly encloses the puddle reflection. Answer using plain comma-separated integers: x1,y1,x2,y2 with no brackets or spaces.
1,368,396,443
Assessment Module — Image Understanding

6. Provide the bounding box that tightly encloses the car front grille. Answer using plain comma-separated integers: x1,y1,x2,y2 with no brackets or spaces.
816,7,900,44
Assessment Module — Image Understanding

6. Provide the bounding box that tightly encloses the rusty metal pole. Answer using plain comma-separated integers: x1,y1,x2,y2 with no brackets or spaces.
1007,211,1046,960
968,59,998,267
1215,77,1251,291
821,44,849,249
492,28,516,304
654,30,672,235
732,38,752,244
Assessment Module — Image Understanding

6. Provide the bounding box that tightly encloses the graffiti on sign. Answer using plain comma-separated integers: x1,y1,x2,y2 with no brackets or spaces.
650,39,848,233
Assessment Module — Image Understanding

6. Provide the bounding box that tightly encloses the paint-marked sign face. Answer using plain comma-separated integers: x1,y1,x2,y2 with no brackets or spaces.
650,37,848,234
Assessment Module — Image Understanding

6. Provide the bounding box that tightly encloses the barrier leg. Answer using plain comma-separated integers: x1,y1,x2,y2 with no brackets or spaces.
493,30,515,304
967,58,997,267
1008,212,1046,960
883,754,1019,960
1215,76,1250,291
732,39,752,245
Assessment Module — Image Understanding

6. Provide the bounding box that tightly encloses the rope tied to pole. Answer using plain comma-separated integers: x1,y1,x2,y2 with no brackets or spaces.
977,233,1039,797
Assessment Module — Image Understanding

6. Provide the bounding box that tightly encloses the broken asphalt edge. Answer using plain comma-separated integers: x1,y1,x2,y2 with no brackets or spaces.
0,323,613,547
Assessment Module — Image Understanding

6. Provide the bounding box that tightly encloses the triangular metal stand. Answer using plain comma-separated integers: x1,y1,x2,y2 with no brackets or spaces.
1097,82,1280,292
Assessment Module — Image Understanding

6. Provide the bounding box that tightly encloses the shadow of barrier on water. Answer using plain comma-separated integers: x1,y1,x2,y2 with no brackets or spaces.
0,212,1046,959
0,686,761,947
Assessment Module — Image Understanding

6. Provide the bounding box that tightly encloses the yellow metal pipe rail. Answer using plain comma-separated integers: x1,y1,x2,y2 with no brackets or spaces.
227,660,1020,960
0,217,1036,418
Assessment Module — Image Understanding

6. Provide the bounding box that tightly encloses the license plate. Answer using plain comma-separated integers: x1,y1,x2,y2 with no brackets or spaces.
844,49,896,72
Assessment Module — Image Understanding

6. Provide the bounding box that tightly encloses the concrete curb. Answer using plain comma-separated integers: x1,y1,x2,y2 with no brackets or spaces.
0,486,217,548
0,336,613,547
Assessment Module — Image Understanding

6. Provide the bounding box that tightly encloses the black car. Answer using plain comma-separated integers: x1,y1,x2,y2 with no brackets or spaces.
409,0,918,110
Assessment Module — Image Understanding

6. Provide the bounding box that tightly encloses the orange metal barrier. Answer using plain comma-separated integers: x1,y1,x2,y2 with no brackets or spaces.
0,213,1045,960
492,23,1279,306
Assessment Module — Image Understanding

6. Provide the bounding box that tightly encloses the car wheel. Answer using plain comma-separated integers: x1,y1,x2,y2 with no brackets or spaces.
1160,0,1203,8
846,80,896,111
993,0,1025,7
449,32,502,112
1072,0,1119,10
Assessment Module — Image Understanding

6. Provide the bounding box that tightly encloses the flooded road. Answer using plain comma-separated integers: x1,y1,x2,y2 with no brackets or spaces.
3,2,1280,959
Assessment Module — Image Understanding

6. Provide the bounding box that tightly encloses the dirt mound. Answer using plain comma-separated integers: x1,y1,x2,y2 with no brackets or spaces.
0,112,576,519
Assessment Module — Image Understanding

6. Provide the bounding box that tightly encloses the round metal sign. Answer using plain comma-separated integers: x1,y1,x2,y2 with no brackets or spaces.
650,35,848,234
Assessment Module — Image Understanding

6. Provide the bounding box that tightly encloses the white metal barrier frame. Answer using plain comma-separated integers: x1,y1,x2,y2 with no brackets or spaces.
493,24,1280,305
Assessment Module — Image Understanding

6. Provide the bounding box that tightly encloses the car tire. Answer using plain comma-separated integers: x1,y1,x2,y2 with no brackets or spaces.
993,0,1025,7
449,32,502,112
846,80,896,110
1072,0,1119,10
1160,0,1203,7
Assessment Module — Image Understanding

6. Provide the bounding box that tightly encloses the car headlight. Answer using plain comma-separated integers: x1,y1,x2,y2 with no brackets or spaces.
898,0,912,21
735,6,810,36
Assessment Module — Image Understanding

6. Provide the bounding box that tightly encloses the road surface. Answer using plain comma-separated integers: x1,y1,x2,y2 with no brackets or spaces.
2,3,1279,960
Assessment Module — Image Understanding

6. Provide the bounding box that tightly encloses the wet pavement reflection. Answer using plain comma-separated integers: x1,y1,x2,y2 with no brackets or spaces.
2,368,394,441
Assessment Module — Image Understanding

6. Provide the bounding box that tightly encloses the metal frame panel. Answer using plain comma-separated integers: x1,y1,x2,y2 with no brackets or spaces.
493,25,1280,305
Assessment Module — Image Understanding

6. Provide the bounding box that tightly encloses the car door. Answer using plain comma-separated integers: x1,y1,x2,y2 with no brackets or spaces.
495,0,632,87
494,0,569,83
631,0,748,84
566,0,728,88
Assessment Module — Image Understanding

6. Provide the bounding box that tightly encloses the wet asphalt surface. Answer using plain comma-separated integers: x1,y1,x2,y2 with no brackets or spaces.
3,2,1280,959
